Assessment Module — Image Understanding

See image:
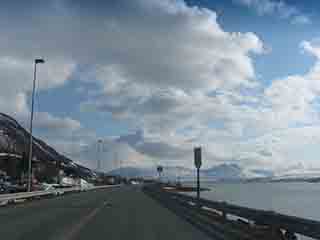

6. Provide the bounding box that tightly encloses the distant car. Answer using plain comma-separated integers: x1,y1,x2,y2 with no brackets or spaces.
0,182,24,194
39,183,65,196
129,180,140,185
0,184,9,194
41,183,59,191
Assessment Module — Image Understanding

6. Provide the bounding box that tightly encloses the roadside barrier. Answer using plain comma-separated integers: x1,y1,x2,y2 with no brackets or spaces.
0,184,121,205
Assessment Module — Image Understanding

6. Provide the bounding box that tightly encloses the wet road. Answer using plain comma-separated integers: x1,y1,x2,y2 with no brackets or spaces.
0,185,211,240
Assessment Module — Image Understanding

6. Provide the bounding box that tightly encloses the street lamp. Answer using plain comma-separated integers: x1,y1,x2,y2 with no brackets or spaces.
97,139,103,171
27,58,45,192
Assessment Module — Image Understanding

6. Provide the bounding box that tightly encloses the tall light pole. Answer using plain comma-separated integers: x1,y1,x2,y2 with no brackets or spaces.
97,139,103,171
27,58,45,192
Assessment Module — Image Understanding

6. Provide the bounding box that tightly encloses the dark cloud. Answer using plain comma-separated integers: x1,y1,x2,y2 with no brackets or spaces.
117,130,188,160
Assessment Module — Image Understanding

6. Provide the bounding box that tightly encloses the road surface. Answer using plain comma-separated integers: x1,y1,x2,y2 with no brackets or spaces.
0,185,211,240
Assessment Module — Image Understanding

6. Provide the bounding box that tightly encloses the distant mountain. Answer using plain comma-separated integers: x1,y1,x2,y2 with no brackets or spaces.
107,167,156,178
249,169,274,178
271,172,320,182
107,165,196,179
201,164,245,180
106,161,320,183
0,113,95,180
107,164,264,181
268,166,320,182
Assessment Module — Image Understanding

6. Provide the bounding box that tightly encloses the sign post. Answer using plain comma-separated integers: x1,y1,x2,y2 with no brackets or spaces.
194,147,202,207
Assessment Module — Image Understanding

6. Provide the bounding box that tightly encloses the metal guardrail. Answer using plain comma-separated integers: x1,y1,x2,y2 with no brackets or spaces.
0,184,121,204
144,185,320,239
0,189,62,202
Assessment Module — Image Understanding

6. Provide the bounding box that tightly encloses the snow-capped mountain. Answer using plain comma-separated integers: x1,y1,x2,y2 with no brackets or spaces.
201,164,245,180
107,164,268,181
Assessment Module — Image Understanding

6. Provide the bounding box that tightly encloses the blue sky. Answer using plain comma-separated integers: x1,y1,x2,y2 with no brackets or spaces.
2,0,320,175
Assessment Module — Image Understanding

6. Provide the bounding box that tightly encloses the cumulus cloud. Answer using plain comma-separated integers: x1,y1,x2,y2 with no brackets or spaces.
78,1,264,136
301,40,320,59
229,40,320,172
33,112,81,134
263,40,320,127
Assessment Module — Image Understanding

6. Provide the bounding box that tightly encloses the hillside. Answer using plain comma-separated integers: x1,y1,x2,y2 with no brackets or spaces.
0,113,95,181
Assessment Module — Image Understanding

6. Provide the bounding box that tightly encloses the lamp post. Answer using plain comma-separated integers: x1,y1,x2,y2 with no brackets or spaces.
27,58,45,192
97,139,103,171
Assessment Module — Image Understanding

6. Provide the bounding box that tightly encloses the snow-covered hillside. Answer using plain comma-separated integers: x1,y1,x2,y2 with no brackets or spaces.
0,112,94,179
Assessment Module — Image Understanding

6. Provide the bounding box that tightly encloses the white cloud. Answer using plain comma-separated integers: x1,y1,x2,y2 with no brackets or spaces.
234,126,320,173
291,15,311,25
301,40,320,59
77,0,264,139
33,112,81,134
234,0,311,25
68,138,154,171
263,40,320,127
224,40,320,172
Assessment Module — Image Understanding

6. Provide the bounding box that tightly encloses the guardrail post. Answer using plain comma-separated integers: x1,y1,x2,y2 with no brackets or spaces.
194,147,202,209
222,211,227,219
197,168,200,208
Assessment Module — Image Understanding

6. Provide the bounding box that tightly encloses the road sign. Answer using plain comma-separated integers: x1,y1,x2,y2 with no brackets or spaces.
194,147,202,169
194,147,202,206
157,166,163,182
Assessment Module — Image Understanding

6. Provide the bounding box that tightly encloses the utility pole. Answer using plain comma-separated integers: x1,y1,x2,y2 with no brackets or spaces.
27,58,45,192
114,151,119,174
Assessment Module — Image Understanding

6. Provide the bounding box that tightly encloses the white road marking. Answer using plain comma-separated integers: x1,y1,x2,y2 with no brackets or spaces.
59,201,109,240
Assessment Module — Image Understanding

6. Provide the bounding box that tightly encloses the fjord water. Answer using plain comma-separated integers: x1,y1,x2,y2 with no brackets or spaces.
187,182,320,221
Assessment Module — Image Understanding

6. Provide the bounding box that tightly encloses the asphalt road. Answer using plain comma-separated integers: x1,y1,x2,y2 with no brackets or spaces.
0,185,211,240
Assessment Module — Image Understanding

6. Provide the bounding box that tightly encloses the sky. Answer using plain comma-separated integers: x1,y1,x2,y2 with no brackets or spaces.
1,0,320,174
